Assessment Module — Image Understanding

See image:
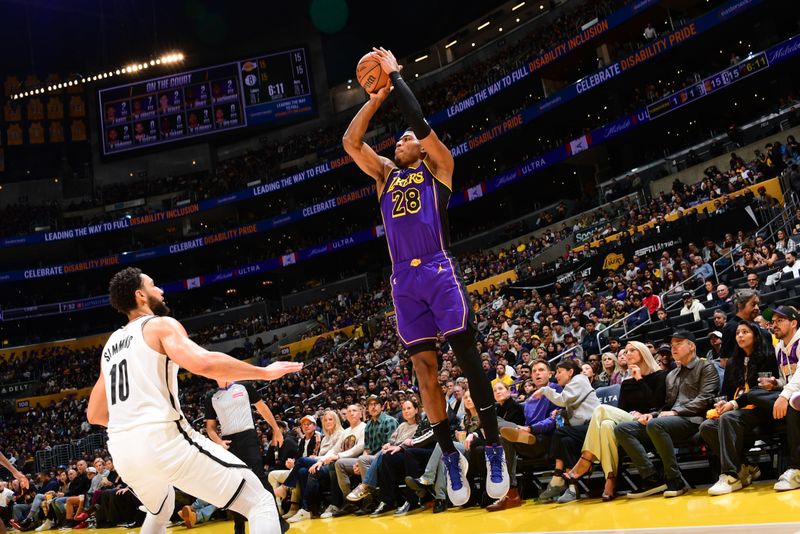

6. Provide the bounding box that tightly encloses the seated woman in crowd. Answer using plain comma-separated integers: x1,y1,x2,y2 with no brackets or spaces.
581,363,598,388
700,320,779,496
279,410,344,522
562,342,666,501
345,399,420,505
596,352,622,388
534,359,600,504
371,405,436,517
494,381,525,428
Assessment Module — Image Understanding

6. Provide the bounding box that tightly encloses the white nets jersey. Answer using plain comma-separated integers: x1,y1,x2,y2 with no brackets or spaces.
101,315,183,433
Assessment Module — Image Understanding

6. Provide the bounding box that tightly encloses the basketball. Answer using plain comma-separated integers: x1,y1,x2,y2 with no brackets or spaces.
356,52,388,94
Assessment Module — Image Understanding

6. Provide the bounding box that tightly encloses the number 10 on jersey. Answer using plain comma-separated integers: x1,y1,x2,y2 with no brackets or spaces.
109,359,130,405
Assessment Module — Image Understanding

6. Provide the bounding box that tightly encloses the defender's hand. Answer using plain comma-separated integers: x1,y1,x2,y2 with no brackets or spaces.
262,361,304,380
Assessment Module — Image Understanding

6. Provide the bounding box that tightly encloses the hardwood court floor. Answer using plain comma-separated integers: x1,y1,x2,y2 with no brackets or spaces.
94,482,800,534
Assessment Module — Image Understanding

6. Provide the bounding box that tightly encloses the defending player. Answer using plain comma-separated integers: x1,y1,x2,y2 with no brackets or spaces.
341,47,509,506
87,267,302,534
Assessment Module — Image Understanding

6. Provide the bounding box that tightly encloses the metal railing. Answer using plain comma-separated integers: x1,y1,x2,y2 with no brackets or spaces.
593,305,653,355
660,269,708,313
712,193,799,282
34,432,106,473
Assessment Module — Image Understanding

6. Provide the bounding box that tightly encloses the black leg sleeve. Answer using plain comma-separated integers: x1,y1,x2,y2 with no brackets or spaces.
448,328,500,444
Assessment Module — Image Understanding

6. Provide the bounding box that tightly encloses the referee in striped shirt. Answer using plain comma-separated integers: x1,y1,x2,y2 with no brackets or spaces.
205,380,290,533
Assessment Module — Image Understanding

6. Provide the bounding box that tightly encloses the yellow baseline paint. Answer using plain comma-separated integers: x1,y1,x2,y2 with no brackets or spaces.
91,482,800,534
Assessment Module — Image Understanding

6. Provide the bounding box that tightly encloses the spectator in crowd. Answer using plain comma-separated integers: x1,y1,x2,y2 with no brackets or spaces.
713,285,732,312
346,399,420,513
581,363,597,387
270,415,320,511
692,256,714,281
700,320,779,495
721,290,769,360
177,499,218,528
371,410,435,517
281,410,343,523
582,322,600,357
642,284,662,315
643,22,658,41
775,229,797,255
615,330,719,499
333,396,397,517
561,342,666,501
492,360,560,511
680,291,706,321
596,352,622,388
707,330,724,361
534,359,601,503
318,404,365,519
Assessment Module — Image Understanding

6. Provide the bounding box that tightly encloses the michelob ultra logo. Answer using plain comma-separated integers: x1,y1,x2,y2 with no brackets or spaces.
603,252,625,271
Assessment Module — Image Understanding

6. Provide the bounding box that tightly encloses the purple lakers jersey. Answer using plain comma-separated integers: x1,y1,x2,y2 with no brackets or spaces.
379,159,451,264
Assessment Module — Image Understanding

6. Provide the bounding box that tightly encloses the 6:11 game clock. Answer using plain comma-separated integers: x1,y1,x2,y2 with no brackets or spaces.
240,48,313,126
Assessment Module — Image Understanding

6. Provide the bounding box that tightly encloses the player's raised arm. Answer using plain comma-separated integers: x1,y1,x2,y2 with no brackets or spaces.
342,81,395,190
372,47,454,188
146,316,303,382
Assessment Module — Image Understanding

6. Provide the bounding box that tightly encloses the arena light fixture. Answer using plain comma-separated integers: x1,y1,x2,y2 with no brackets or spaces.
477,21,491,30
10,51,185,100
445,40,458,48
415,54,429,62
512,1,526,10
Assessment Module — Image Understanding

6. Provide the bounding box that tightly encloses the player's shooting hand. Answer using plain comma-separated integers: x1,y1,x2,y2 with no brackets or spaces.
262,361,304,380
372,47,401,75
370,84,394,104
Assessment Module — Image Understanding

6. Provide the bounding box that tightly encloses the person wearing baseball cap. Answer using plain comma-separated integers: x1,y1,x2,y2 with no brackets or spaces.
761,305,800,491
679,291,705,322
615,328,719,499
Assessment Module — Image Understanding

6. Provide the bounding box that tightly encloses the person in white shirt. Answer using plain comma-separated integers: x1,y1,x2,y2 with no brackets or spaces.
305,405,366,520
679,292,705,322
756,306,800,491
782,251,800,280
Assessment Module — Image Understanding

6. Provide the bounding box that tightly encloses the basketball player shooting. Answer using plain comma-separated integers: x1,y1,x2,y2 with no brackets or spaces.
342,47,509,506
86,267,302,534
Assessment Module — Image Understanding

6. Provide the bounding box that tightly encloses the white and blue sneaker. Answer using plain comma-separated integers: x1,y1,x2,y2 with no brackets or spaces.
484,444,510,499
442,450,471,506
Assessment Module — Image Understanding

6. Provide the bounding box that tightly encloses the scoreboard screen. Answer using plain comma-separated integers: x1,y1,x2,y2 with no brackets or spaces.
241,48,313,126
647,52,769,121
98,47,314,156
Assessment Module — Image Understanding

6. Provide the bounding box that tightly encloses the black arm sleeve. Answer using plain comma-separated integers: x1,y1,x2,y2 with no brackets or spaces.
244,383,261,404
203,391,217,421
389,71,431,139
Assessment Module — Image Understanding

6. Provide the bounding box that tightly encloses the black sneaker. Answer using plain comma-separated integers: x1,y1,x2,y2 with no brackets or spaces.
354,498,378,516
663,478,689,498
405,476,435,500
369,502,392,518
432,499,447,514
627,476,667,499
332,503,358,517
